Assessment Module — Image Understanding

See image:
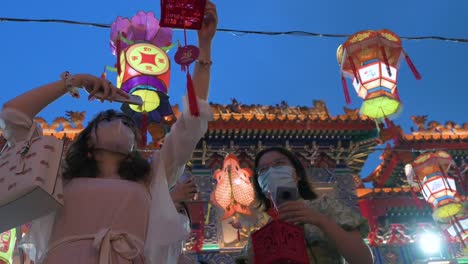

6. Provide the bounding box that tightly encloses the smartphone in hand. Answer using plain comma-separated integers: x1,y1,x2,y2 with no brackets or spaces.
275,186,299,206
91,91,144,106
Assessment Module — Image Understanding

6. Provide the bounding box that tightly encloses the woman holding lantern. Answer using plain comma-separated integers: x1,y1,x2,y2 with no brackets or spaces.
240,147,373,264
0,2,217,264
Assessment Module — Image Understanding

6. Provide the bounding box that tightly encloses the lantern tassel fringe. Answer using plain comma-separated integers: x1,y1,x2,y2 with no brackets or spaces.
403,50,422,80
341,76,351,104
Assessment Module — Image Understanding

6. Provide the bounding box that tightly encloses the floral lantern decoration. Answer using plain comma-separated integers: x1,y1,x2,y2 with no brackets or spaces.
110,11,176,146
211,154,255,220
405,151,465,221
337,29,421,121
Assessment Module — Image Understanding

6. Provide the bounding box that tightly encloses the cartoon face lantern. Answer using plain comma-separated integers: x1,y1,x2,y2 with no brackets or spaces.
210,154,255,220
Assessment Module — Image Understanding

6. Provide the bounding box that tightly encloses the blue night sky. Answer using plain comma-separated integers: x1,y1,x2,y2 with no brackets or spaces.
1,0,467,182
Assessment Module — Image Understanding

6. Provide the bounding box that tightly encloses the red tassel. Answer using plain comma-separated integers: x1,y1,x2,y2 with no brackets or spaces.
186,72,200,116
403,51,422,80
115,33,122,76
237,229,241,241
348,56,360,84
384,117,393,129
380,46,391,77
394,89,401,101
341,76,351,104
140,112,148,147
454,165,466,193
411,187,423,210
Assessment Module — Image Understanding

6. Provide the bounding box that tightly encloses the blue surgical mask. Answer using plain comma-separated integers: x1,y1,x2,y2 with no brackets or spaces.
257,165,297,201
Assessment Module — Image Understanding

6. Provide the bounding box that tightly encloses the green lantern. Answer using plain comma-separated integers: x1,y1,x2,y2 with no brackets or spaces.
360,91,401,119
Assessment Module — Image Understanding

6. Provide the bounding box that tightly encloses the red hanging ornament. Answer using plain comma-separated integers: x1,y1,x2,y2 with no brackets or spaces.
160,0,207,30
341,75,351,104
403,50,422,80
140,112,148,147
174,35,200,116
115,32,123,75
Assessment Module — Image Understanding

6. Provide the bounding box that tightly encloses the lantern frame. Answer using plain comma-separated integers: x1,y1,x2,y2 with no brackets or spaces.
446,215,468,242
351,61,398,99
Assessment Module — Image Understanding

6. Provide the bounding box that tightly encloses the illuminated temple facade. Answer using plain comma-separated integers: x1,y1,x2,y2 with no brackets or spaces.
0,100,467,264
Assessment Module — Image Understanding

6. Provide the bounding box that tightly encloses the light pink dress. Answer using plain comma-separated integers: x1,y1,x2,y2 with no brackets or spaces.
0,96,212,264
43,178,150,264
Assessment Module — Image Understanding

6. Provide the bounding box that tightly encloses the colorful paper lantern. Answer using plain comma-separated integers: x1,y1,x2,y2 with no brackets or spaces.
251,220,309,264
210,154,255,220
110,11,176,146
0,229,16,264
405,151,464,220
337,29,421,121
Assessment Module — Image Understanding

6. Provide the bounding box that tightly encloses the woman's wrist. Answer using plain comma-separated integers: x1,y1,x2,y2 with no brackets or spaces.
312,212,330,229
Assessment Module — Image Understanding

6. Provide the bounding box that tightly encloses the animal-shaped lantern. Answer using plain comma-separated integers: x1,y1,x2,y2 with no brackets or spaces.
211,154,255,220
110,11,176,146
337,29,421,121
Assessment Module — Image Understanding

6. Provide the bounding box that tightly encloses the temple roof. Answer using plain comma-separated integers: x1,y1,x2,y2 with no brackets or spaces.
0,101,380,175
208,99,376,132
363,116,468,188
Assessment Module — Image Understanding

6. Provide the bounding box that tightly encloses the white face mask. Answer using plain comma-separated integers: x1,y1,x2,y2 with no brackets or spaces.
257,165,298,202
89,118,136,155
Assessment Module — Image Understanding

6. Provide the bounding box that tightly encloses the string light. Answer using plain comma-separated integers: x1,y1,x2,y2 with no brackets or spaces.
1,17,468,43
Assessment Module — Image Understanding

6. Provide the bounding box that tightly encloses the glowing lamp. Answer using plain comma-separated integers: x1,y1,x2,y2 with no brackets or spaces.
405,151,463,220
211,154,255,220
252,220,309,264
0,228,16,264
418,232,441,254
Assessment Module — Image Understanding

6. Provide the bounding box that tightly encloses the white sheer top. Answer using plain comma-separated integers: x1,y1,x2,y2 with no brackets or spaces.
0,96,212,264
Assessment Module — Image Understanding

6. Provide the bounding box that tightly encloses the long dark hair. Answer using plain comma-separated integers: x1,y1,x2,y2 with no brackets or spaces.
252,147,317,211
62,110,151,184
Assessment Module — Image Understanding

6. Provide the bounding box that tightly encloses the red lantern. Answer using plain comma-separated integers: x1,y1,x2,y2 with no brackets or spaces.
252,220,309,264
160,0,207,30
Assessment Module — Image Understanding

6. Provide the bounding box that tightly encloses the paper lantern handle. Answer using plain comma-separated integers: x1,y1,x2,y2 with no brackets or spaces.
140,111,148,147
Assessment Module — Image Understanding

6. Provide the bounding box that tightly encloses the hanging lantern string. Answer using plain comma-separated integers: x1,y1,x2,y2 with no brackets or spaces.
1,17,468,43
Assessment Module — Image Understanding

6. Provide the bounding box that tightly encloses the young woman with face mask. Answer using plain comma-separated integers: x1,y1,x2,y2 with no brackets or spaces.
0,2,218,263
241,147,373,264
